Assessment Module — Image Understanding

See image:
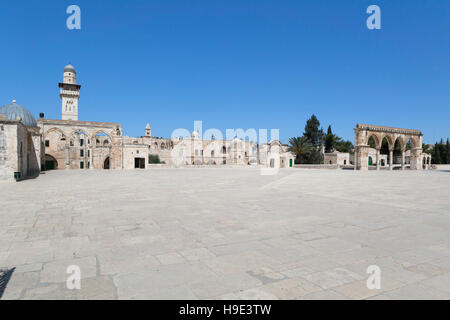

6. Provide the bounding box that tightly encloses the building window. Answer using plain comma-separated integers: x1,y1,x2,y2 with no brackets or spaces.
211,150,214,157
80,161,84,169
80,139,84,147
88,150,90,157
45,140,50,147
80,150,84,157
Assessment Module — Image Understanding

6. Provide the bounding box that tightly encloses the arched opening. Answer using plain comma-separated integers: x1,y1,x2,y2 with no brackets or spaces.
45,154,58,171
222,146,226,154
211,150,215,157
104,157,110,170
380,137,390,167
95,132,111,146
405,139,413,165
73,130,89,147
161,143,166,150
393,138,403,164
368,136,377,149
368,156,373,166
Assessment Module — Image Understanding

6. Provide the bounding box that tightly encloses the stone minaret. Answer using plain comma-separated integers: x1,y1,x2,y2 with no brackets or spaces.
145,123,152,137
59,64,81,121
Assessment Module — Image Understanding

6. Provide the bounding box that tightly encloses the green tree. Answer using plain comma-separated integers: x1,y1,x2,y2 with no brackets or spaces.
335,140,354,153
432,143,442,164
446,139,450,164
304,115,324,147
288,137,313,164
325,125,334,153
148,154,162,164
422,143,432,154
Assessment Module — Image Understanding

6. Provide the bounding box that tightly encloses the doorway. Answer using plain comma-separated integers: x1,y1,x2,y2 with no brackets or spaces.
104,157,110,170
135,158,145,169
45,154,58,171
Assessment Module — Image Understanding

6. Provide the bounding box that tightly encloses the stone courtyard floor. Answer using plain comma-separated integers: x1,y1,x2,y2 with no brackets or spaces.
0,168,449,300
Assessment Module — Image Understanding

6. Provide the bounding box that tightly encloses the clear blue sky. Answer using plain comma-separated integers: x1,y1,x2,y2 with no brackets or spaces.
1,0,449,144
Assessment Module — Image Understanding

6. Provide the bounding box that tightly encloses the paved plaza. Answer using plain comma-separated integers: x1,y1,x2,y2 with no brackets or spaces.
0,168,449,300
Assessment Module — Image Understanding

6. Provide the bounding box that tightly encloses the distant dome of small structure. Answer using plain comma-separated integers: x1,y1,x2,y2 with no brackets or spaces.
0,100,37,127
64,64,76,74
192,131,200,139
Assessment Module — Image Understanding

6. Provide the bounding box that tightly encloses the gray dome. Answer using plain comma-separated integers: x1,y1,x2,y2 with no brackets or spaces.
0,101,37,127
64,64,76,74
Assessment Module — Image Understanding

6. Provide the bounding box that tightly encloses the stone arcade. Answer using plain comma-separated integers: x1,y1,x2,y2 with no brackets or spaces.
354,124,432,170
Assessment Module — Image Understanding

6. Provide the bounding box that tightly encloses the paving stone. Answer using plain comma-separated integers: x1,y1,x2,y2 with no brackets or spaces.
1,169,450,299
156,253,186,265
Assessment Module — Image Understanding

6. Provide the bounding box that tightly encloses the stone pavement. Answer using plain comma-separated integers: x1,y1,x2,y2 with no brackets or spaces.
0,168,449,300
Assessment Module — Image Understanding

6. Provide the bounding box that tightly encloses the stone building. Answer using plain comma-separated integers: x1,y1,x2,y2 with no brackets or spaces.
0,101,42,181
324,151,351,166
0,64,294,181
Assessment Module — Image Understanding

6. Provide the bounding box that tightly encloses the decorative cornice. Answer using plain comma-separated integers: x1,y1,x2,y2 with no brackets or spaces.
356,124,422,136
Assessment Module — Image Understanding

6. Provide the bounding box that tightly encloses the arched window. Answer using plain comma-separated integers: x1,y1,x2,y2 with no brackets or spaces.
222,146,226,154
211,150,215,157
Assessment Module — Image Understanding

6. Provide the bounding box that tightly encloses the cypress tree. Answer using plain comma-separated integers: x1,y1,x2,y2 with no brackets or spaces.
433,143,442,164
325,125,334,153
446,139,450,164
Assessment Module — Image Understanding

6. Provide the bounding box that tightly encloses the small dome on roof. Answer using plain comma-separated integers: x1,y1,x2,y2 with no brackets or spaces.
0,100,37,127
64,64,76,74
191,131,200,139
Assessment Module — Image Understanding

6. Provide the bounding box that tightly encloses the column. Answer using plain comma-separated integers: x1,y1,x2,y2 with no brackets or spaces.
90,146,94,170
65,147,70,169
376,149,380,171
389,150,394,171
401,150,405,170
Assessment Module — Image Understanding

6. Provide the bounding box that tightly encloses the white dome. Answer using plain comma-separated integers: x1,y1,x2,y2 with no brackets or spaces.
64,64,76,74
191,131,200,139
